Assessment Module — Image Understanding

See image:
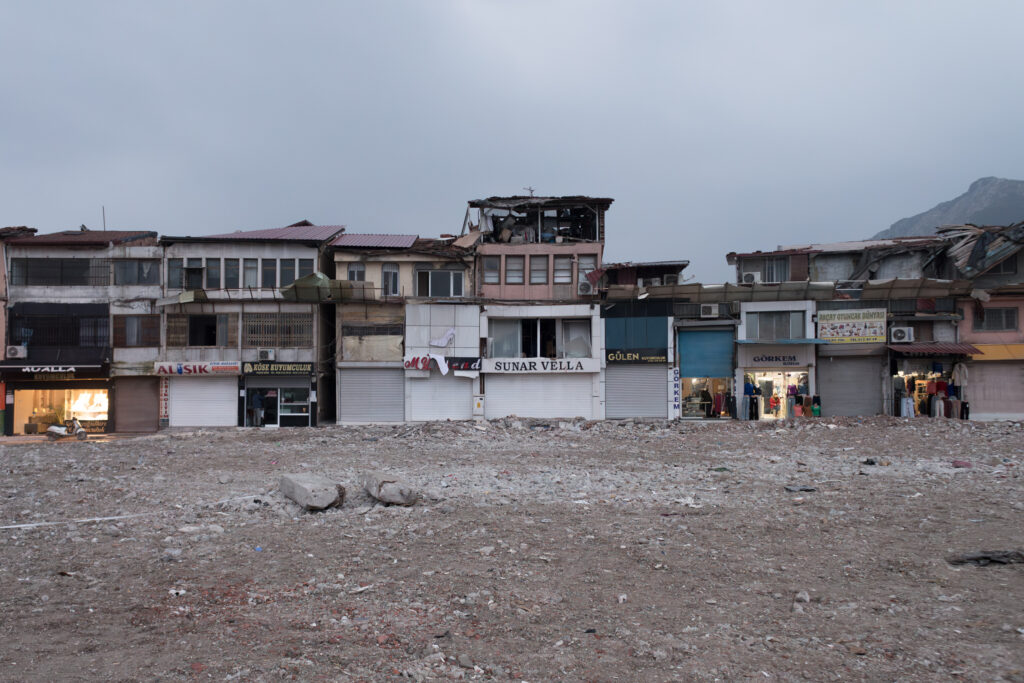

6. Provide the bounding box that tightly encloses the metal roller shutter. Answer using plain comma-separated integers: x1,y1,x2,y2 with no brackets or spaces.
484,374,594,419
168,377,238,427
817,356,883,417
605,365,668,418
679,330,733,377
338,368,405,422
114,377,159,432
409,375,474,421
967,361,1024,420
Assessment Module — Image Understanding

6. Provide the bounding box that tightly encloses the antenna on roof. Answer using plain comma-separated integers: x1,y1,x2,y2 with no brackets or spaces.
80,224,88,232
102,206,106,230
523,186,535,197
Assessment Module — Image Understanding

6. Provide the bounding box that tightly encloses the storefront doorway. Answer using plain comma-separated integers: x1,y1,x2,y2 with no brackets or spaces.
245,385,311,427
747,369,811,420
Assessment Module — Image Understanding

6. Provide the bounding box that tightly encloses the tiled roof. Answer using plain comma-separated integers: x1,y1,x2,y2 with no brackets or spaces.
4,230,156,246
200,224,345,242
331,233,419,249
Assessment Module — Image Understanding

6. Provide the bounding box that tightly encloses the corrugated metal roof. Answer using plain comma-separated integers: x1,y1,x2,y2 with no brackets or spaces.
887,342,980,355
331,233,419,249
5,230,156,246
200,224,345,242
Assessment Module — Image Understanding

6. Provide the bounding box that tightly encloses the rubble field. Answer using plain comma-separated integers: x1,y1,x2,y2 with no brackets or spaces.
1,417,1022,682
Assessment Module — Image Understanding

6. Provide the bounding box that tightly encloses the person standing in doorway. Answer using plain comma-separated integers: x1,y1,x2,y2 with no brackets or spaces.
252,391,265,427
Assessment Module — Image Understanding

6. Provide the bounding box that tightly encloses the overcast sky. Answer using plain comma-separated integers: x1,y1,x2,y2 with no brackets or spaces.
3,1,1023,281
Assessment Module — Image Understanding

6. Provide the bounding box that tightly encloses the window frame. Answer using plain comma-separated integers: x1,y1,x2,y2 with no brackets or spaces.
261,259,277,289
505,256,525,284
243,259,259,288
348,263,366,281
416,269,464,297
224,258,240,289
382,263,400,296
205,258,221,289
529,255,548,284
972,306,1019,332
482,256,500,284
553,256,573,284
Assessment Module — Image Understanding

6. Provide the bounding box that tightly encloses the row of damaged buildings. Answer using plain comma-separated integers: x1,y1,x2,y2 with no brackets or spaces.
0,198,1022,434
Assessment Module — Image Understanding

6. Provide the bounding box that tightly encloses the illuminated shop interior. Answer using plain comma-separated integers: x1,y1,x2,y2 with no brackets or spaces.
680,377,732,418
13,388,109,434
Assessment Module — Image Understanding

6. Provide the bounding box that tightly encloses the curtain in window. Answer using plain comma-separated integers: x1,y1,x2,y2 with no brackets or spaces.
490,319,521,358
562,320,591,358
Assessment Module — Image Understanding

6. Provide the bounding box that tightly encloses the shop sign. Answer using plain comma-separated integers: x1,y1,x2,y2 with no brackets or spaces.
817,309,886,344
672,367,681,413
606,348,668,364
482,357,600,374
242,361,313,376
154,362,241,376
18,366,77,380
404,356,481,374
739,344,813,368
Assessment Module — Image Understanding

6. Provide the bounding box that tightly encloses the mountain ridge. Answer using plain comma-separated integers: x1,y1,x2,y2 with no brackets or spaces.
873,176,1024,239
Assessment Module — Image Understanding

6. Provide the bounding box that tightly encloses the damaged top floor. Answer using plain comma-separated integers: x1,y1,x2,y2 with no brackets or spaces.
463,195,614,245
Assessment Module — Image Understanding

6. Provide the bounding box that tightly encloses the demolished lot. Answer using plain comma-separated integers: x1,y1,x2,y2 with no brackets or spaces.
1,417,1022,681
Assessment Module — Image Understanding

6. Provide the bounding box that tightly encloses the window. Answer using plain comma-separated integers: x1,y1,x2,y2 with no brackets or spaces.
348,263,365,281
113,260,160,285
487,318,591,359
280,259,296,287
578,254,597,276
262,259,277,288
10,258,110,286
530,255,548,284
973,307,1018,332
988,257,1018,276
243,259,258,288
761,257,790,283
382,263,400,296
113,315,161,347
505,256,525,284
482,256,500,284
205,258,221,289
416,269,464,297
747,311,805,340
298,259,314,278
224,259,240,288
554,256,572,284
184,258,204,290
10,313,109,347
242,313,313,348
171,313,235,347
167,259,183,288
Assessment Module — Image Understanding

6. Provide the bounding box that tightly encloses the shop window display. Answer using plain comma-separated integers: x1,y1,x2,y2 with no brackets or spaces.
742,371,816,420
13,388,109,434
680,377,734,418
891,361,968,419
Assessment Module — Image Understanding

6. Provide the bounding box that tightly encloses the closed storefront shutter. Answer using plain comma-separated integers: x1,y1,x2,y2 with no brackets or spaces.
168,377,238,427
484,374,594,419
967,361,1024,420
338,369,405,422
114,377,159,432
605,365,668,418
409,375,474,421
678,330,733,377
817,356,884,417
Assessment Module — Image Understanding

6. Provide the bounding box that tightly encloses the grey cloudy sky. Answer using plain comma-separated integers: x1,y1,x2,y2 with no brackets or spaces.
3,1,1023,281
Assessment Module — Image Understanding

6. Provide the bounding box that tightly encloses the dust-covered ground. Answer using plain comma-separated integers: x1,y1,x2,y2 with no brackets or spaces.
1,416,1022,682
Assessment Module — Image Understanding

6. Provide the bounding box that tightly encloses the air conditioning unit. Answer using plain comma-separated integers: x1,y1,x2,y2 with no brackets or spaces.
889,327,914,343
257,348,276,361
699,304,718,319
577,280,595,296
6,345,27,359
741,272,762,284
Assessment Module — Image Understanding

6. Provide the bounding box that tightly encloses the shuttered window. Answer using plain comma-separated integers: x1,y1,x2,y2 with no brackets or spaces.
113,315,161,347
166,313,237,347
242,313,313,347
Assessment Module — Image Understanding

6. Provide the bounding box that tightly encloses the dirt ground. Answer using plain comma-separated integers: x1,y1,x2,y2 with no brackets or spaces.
1,416,1022,682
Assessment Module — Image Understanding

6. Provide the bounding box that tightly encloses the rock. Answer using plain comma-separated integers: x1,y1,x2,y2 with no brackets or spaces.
279,473,345,511
951,460,972,468
361,472,419,506
457,654,474,669
477,546,495,556
795,590,810,603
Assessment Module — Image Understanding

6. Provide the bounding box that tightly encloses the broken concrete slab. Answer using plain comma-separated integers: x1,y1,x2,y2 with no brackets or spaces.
361,472,419,506
279,473,345,511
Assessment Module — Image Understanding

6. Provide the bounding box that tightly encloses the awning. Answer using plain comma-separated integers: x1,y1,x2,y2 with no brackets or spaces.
887,342,980,356
635,281,837,303
860,278,974,300
969,343,1024,361
736,339,828,344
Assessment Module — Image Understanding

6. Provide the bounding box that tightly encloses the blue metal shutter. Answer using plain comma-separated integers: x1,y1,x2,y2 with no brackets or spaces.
678,330,734,377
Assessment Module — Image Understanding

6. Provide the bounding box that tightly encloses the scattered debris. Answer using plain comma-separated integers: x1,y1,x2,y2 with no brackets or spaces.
947,550,1024,566
784,485,817,493
951,460,973,469
361,472,419,506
